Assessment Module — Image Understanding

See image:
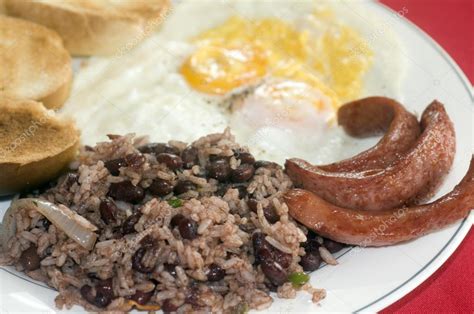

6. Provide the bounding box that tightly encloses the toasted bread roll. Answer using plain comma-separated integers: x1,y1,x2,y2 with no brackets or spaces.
0,16,72,109
0,97,80,196
4,0,171,56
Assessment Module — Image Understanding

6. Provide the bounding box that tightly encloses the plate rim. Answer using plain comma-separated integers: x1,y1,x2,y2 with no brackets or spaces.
0,1,472,312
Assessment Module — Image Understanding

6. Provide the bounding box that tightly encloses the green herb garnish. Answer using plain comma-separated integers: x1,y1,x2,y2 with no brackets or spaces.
288,272,310,288
234,302,249,314
167,198,183,208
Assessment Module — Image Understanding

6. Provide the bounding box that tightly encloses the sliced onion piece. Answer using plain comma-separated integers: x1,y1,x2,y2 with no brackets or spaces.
2,198,97,250
0,197,17,252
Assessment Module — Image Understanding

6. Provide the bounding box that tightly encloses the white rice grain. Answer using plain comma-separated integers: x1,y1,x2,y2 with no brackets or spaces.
198,219,212,234
265,236,293,254
319,246,338,265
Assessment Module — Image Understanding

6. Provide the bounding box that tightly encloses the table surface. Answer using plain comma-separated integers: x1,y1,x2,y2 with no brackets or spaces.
380,0,473,312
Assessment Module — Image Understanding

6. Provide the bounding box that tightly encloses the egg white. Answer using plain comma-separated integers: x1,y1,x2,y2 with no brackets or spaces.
61,0,405,164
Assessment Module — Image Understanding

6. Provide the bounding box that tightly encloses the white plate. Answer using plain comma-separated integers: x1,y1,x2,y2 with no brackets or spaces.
0,1,472,313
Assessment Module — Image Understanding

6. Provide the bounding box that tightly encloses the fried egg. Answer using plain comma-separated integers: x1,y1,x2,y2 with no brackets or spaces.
62,0,405,164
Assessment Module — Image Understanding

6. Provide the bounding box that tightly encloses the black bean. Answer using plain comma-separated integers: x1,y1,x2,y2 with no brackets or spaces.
252,233,291,269
231,164,255,183
273,248,292,269
261,259,288,286
163,263,177,277
300,251,322,272
264,207,279,224
252,233,269,265
174,180,196,195
92,291,112,308
105,154,145,176
178,218,198,240
206,263,225,282
252,232,267,252
256,246,273,265
256,245,291,269
247,198,259,212
323,238,346,253
138,143,180,155
104,158,127,176
181,146,199,169
80,283,112,308
138,143,160,154
162,299,179,313
96,278,114,300
247,199,279,224
80,285,97,306
108,181,145,203
19,245,40,271
161,145,181,156
132,247,154,273
157,153,183,170
234,152,255,165
149,179,174,197
184,286,200,306
304,237,322,253
99,198,117,224
139,235,155,248
125,153,146,169
170,214,185,228
121,212,142,235
254,160,279,169
207,159,231,182
131,290,154,305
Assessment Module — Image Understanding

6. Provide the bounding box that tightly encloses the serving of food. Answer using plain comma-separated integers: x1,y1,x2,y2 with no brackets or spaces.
0,0,472,313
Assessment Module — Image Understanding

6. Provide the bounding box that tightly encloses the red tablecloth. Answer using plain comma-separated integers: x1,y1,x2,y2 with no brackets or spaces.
380,0,473,312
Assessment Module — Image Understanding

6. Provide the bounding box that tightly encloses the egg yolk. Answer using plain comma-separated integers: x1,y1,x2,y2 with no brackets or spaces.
180,44,267,95
181,11,373,111
253,80,334,117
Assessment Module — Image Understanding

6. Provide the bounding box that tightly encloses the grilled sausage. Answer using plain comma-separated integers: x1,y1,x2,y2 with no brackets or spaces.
285,156,473,247
320,97,420,172
285,100,455,211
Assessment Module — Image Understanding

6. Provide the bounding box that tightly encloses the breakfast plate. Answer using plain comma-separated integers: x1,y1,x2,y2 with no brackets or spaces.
0,0,472,313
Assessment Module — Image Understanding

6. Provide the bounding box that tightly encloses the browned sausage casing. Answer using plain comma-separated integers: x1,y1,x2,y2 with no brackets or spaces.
285,156,473,247
285,101,456,211
320,97,421,172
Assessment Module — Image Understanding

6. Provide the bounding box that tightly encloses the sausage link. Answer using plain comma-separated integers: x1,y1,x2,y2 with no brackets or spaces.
285,100,456,211
285,156,473,247
321,97,420,172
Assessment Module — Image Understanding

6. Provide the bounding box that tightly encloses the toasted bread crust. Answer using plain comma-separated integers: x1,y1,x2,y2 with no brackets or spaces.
0,97,80,196
39,70,73,110
5,0,170,56
0,16,72,109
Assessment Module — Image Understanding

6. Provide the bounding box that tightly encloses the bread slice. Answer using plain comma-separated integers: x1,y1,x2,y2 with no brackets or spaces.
0,97,80,196
0,16,72,109
4,0,171,56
